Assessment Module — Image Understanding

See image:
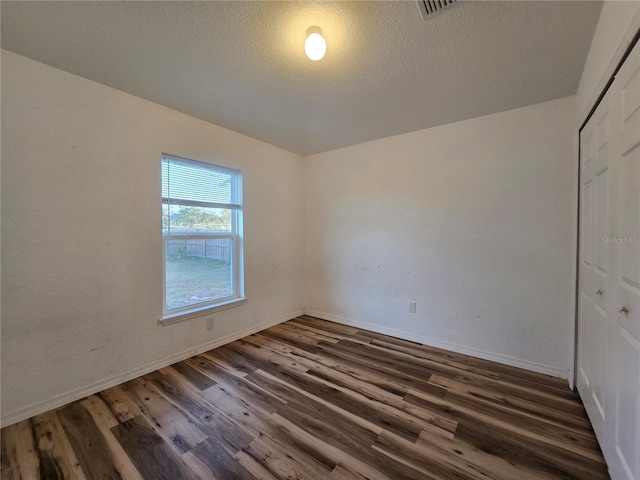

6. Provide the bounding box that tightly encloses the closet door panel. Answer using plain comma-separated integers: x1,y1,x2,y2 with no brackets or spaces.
612,327,639,479
580,89,615,436
578,291,593,388
593,164,610,311
620,52,640,156
578,121,595,395
617,148,639,339
594,104,613,309
591,301,608,427
610,39,640,480
616,48,640,340
578,38,640,480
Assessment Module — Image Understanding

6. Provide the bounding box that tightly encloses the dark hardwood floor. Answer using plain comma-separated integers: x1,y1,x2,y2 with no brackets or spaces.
1,315,609,479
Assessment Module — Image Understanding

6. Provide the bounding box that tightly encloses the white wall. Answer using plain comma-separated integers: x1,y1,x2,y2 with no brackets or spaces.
0,46,586,426
304,96,577,377
575,0,640,126
1,50,305,424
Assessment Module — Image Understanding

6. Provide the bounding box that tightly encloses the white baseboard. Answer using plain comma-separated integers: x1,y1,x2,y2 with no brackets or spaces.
1,310,303,428
304,309,568,380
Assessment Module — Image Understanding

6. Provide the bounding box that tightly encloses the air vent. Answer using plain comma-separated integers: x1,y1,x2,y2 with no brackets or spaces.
417,0,458,19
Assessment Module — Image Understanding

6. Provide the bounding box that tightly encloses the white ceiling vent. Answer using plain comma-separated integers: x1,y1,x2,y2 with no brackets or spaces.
417,0,459,19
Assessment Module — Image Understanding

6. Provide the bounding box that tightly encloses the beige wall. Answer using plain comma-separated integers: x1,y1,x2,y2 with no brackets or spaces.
303,96,577,377
1,50,305,424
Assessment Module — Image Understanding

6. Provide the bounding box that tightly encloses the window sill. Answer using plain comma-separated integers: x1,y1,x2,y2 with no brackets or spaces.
159,297,247,326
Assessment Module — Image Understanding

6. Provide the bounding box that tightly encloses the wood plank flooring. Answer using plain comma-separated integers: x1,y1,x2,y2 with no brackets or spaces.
1,316,609,479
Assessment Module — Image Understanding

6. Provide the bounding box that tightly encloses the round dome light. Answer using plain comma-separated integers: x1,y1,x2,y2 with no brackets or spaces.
305,27,326,61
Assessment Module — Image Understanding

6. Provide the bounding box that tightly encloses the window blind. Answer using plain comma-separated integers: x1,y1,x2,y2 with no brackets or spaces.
162,155,241,208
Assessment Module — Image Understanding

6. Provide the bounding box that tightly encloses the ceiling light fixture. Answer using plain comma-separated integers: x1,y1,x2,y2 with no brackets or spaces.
305,26,326,61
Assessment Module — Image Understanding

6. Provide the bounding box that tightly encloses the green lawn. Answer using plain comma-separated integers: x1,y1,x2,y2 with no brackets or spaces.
165,256,232,310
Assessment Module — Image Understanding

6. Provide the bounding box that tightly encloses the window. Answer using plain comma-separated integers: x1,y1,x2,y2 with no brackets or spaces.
162,154,244,322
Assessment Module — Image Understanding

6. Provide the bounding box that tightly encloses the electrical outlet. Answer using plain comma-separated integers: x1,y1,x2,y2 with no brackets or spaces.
206,317,214,330
408,301,417,313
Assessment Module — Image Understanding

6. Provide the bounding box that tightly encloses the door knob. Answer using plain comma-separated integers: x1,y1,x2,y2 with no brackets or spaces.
618,305,629,315
595,289,603,295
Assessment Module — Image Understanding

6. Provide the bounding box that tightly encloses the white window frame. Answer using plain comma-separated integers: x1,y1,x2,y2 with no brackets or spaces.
160,154,245,325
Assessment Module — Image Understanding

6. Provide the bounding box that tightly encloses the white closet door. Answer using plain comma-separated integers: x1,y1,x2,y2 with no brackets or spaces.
578,39,640,480
578,115,594,395
578,84,614,440
609,40,640,480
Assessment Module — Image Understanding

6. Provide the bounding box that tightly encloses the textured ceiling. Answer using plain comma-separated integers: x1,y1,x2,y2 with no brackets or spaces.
1,1,602,155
